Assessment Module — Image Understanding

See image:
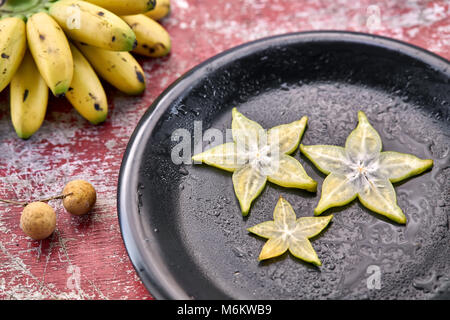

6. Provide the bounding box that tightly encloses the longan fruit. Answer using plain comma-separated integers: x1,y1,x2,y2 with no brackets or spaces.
63,180,97,216
20,202,56,240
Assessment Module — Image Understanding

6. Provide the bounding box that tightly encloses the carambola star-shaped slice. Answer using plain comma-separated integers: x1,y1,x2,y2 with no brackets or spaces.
300,111,433,224
192,108,317,215
248,196,332,266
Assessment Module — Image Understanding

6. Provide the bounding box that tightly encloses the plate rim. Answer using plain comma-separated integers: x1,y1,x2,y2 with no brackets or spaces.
117,31,450,300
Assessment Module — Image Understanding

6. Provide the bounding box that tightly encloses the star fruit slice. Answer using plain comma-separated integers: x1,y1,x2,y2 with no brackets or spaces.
248,196,332,266
192,108,317,215
300,111,433,224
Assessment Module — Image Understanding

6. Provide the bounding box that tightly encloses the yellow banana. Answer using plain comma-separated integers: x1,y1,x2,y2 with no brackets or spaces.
121,14,171,58
83,0,156,16
0,17,27,93
49,0,136,51
27,12,73,96
10,50,48,140
145,0,171,21
66,43,108,125
76,43,146,95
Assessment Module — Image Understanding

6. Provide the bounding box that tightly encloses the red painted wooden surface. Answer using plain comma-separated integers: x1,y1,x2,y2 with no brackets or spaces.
0,0,448,300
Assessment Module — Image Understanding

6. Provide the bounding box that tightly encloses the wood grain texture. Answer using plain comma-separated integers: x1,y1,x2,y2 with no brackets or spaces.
0,0,448,300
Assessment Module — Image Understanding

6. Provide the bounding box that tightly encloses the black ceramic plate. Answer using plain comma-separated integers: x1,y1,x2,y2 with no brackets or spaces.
118,31,450,300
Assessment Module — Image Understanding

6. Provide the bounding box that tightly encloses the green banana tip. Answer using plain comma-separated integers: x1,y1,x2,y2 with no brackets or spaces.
52,82,71,97
16,133,32,140
123,33,137,51
90,116,108,126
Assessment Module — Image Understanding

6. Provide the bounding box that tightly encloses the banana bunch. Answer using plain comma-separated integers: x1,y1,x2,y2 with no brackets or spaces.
0,0,171,139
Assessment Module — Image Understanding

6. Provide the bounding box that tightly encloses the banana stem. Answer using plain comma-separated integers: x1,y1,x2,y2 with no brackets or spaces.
0,192,73,207
5,0,36,6
1,0,38,12
0,0,55,19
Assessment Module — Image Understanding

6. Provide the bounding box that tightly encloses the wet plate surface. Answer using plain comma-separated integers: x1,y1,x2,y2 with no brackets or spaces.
118,32,450,299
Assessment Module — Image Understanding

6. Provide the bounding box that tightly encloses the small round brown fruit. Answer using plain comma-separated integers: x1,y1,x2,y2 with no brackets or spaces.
62,180,97,216
20,202,56,240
